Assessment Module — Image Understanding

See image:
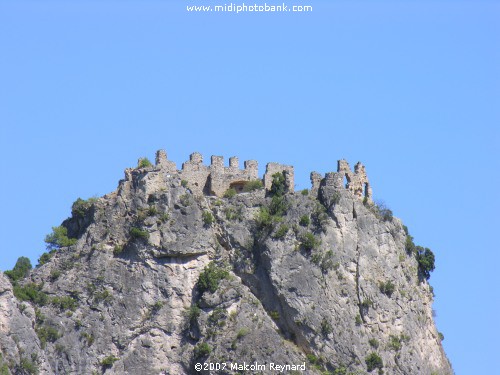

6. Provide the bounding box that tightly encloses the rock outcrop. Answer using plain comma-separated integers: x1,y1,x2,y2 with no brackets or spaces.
0,151,452,375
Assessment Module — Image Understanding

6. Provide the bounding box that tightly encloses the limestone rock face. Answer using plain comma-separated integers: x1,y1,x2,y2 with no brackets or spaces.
0,164,452,375
0,273,53,374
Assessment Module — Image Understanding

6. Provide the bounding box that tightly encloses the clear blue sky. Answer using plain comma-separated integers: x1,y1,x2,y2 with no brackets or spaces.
0,1,498,373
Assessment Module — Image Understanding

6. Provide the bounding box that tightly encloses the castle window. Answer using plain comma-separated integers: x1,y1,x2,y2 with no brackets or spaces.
343,174,350,188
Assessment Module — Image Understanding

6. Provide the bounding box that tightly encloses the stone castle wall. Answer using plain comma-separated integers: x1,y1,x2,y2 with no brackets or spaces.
132,150,371,200
310,159,372,201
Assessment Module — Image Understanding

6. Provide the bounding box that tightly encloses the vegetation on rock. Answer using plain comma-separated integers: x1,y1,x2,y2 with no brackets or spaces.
137,157,152,168
197,262,229,293
4,256,32,282
44,226,76,250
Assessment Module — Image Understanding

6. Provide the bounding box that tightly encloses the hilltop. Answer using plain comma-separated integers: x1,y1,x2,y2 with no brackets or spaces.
0,150,452,374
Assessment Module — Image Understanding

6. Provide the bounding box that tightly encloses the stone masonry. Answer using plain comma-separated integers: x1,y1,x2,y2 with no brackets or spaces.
131,150,371,200
311,159,372,201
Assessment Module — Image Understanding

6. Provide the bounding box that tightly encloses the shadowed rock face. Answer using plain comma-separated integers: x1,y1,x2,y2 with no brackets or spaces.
0,161,452,375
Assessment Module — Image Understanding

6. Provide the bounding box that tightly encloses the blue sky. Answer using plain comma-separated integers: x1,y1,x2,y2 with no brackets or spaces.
0,1,498,373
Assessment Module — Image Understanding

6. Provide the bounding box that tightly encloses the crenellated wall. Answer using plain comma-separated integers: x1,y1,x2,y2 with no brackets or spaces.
150,150,260,197
208,155,259,196
131,150,372,200
310,159,372,201
179,152,211,196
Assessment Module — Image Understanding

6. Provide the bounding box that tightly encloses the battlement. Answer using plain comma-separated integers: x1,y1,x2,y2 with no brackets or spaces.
151,150,260,196
134,150,371,200
310,159,372,201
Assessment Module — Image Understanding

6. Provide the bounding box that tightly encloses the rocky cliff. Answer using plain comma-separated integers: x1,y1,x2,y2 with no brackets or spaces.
0,152,452,375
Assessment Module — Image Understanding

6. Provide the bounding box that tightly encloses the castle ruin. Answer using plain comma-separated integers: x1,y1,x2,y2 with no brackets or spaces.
129,150,372,201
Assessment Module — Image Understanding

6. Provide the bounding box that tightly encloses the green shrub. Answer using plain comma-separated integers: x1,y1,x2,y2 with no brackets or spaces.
306,353,324,371
74,320,83,330
365,352,383,372
301,189,309,196
187,304,201,323
197,262,229,293
355,314,362,325
255,206,273,229
34,308,45,323
300,232,320,251
147,205,158,216
223,188,237,198
181,180,188,187
93,289,112,304
273,225,289,239
0,355,9,375
270,172,286,197
368,338,379,349
333,366,348,375
254,193,288,233
159,213,170,223
269,310,280,321
19,356,38,375
388,335,402,351
379,280,396,297
269,195,288,216
36,325,60,348
13,283,48,306
38,251,54,266
100,355,119,368
361,299,373,309
49,269,61,281
416,246,435,280
202,211,215,226
404,227,436,280
405,234,416,255
236,328,249,339
45,226,77,250
4,256,32,282
299,215,310,227
71,197,97,218
306,353,319,365
51,296,78,311
113,245,124,256
438,332,444,341
194,342,211,358
321,318,333,336
137,158,152,168
243,180,263,192
311,202,329,231
129,227,149,241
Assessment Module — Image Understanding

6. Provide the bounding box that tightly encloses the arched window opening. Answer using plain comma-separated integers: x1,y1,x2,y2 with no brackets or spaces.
343,174,349,188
